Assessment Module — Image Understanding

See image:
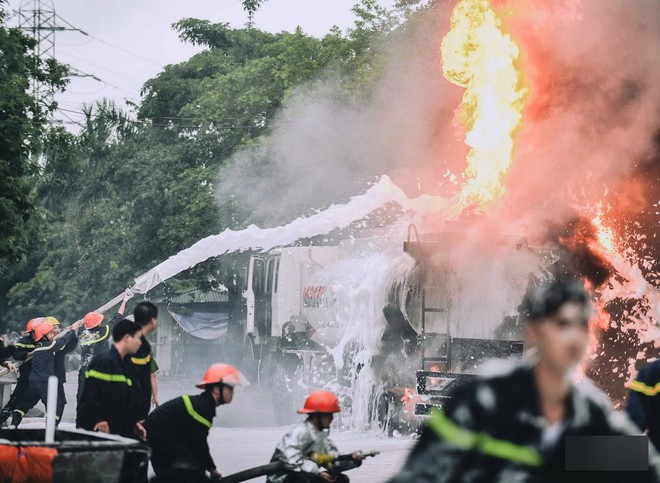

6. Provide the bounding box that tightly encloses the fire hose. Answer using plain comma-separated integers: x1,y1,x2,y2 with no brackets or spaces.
0,324,80,378
220,450,380,483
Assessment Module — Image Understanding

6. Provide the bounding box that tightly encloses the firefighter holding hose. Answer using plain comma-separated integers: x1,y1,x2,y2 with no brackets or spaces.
9,318,82,427
143,363,249,482
267,390,364,483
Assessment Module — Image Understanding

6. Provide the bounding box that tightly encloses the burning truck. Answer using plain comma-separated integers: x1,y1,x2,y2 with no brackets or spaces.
242,220,559,431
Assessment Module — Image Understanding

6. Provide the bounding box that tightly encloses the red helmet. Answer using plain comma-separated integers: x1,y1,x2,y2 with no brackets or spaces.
25,318,44,334
83,312,104,330
34,322,54,342
196,364,249,389
297,390,341,414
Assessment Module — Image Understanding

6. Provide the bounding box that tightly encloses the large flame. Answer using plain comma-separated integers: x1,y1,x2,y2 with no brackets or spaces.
441,0,527,210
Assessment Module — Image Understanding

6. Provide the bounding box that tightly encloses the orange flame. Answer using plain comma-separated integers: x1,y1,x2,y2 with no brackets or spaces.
592,207,618,255
441,0,528,210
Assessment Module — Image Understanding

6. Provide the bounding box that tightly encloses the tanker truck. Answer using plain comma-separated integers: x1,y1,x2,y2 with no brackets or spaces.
243,223,557,430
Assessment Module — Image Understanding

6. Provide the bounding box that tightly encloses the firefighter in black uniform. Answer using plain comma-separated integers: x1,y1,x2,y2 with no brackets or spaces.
76,318,143,437
10,319,81,427
143,363,248,483
0,318,40,426
387,278,660,483
130,301,159,422
627,359,660,451
46,316,79,421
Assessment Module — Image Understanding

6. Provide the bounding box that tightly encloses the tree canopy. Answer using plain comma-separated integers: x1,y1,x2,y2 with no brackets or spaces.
0,0,427,331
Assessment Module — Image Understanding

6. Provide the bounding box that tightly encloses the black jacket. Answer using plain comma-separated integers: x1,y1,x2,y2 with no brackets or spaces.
54,330,78,381
76,345,137,438
128,335,153,420
12,334,36,383
79,324,111,370
388,359,660,483
29,330,76,383
79,313,122,371
627,359,660,451
144,392,217,472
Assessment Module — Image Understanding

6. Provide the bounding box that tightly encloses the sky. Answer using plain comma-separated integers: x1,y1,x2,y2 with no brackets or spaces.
6,0,395,127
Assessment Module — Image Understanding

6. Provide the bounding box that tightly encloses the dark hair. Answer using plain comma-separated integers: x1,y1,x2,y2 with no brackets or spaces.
112,319,142,342
133,301,158,327
521,278,591,325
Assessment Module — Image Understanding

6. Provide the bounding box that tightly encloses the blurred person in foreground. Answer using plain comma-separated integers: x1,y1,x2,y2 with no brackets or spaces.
387,278,660,482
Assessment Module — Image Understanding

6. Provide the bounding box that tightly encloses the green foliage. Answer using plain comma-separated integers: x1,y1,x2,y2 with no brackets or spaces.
1,0,423,332
0,3,68,264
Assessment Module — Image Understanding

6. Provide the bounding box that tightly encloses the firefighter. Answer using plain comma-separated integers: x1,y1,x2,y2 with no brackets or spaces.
130,301,159,422
143,363,248,483
387,278,660,483
46,316,79,421
10,318,82,427
268,390,364,483
76,318,144,436
0,337,17,370
0,318,41,426
627,359,660,450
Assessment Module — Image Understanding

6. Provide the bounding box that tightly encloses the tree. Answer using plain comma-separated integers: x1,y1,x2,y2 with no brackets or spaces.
0,2,67,264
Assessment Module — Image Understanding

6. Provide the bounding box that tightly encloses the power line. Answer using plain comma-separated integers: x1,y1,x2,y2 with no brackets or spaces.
57,50,145,85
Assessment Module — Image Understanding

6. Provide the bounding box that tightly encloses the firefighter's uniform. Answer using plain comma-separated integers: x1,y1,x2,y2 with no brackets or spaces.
11,329,77,426
143,392,217,482
268,390,359,483
388,359,660,483
53,328,77,421
77,313,121,403
76,345,137,438
268,420,353,483
128,335,157,421
627,359,660,451
0,334,36,425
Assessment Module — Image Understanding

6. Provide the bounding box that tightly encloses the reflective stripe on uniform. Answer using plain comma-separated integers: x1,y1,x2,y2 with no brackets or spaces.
182,395,212,429
130,353,151,365
15,343,35,349
429,410,542,467
630,380,660,396
85,369,132,386
80,325,110,347
33,340,57,352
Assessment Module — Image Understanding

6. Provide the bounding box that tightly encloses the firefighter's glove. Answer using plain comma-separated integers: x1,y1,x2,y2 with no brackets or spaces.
319,471,335,482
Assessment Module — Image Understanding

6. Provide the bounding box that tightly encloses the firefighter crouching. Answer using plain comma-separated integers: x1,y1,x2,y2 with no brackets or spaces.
268,390,364,483
387,278,660,483
143,363,249,483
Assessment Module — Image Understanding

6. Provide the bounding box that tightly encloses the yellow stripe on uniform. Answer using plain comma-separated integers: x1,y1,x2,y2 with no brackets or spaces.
130,353,151,365
80,325,110,347
182,395,212,429
85,369,132,386
631,380,660,397
429,410,542,467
